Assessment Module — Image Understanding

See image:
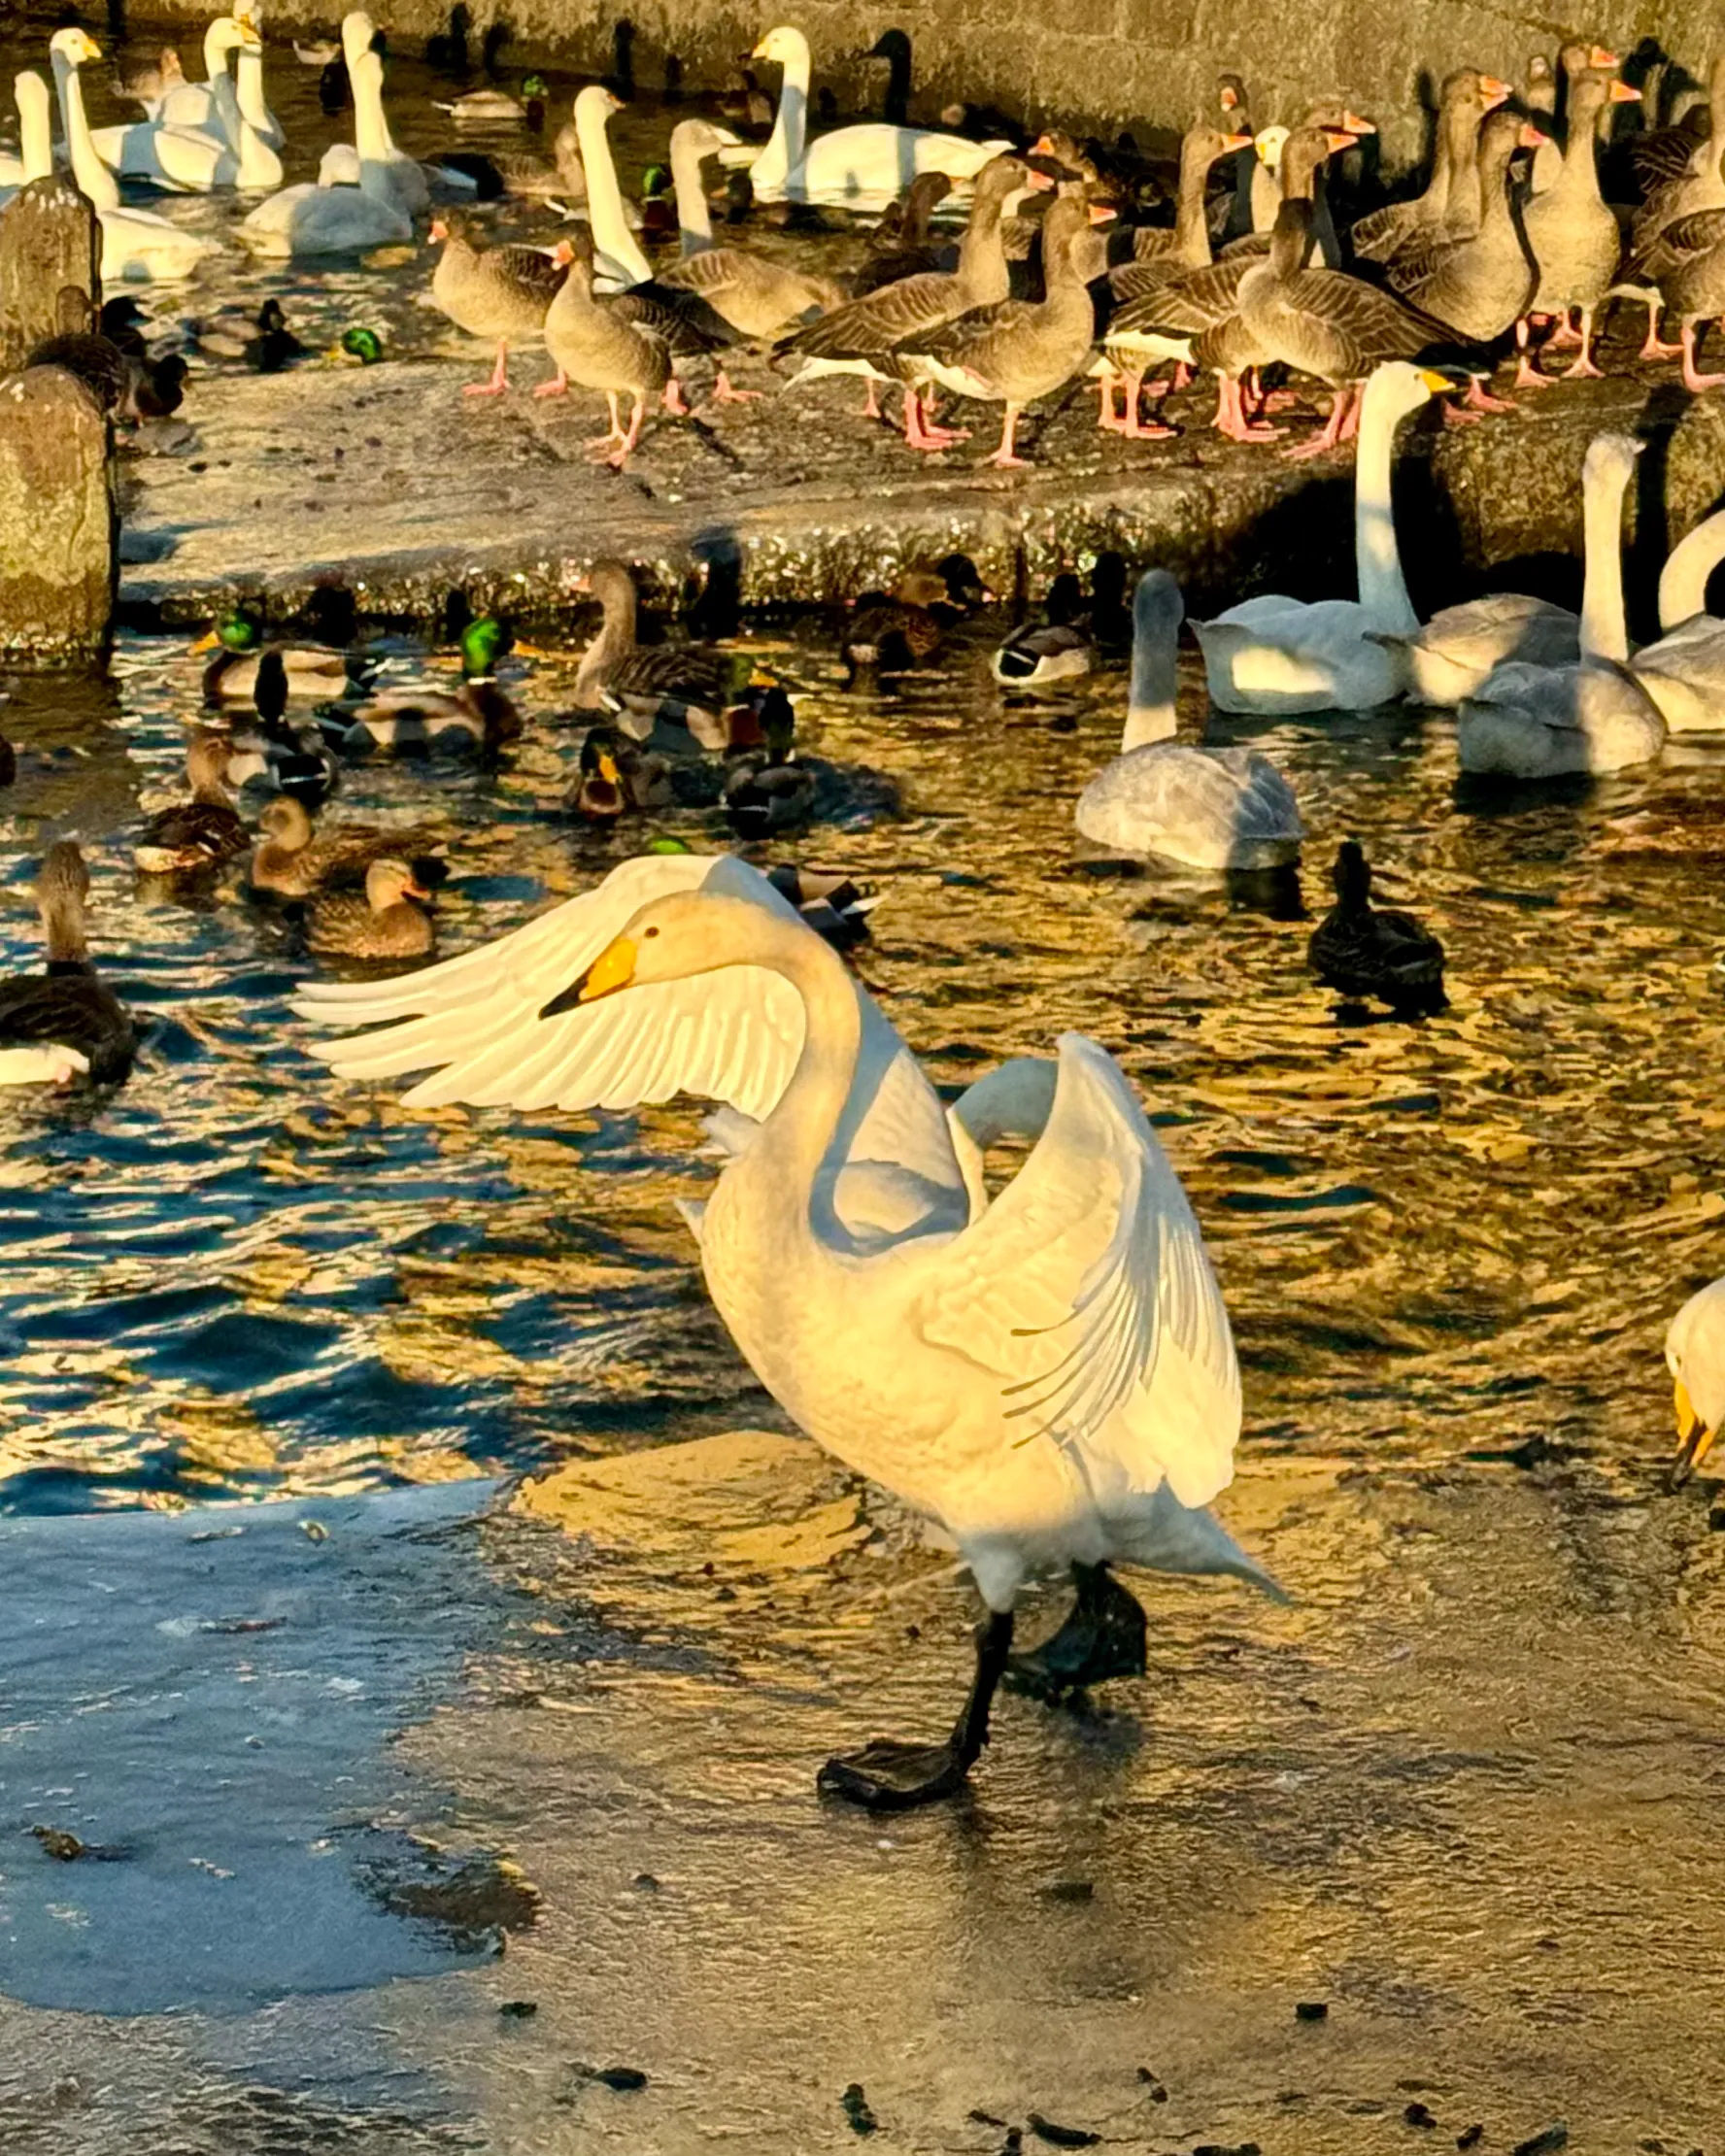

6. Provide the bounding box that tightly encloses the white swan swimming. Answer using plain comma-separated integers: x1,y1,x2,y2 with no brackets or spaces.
81,20,271,191
316,11,468,214
295,852,1279,1807
1075,569,1304,870
51,32,222,283
0,70,51,202
747,26,1010,211
1669,1274,1725,1484
151,12,280,158
1457,434,1667,779
241,48,413,255
1629,504,1725,733
1191,361,1455,715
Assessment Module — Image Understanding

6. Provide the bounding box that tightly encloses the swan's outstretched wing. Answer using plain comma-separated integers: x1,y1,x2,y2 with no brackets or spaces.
291,854,807,1118
912,1033,1239,1509
292,854,969,1218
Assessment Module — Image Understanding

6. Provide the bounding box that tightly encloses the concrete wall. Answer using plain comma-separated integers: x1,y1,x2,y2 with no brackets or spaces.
143,0,1704,166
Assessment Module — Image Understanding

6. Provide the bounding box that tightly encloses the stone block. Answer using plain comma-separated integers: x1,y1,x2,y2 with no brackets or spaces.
0,366,116,666
0,178,100,376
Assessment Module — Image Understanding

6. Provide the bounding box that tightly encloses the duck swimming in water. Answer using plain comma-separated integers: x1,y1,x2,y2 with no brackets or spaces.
1306,840,1446,1015
0,842,137,1085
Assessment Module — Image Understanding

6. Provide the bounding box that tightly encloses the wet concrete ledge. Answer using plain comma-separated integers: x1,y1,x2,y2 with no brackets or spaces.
117,355,1725,638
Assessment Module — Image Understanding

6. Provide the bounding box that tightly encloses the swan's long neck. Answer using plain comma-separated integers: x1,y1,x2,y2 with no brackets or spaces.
1123,597,1179,748
1353,378,1419,635
750,35,808,193
1657,509,1725,629
51,50,119,212
352,52,391,177
17,75,51,184
234,43,274,134
731,917,863,1249
1580,455,1632,663
199,18,228,89
576,93,653,286
669,127,714,254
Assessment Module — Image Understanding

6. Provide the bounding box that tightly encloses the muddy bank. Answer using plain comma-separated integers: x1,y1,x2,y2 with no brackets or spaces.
117,350,1725,640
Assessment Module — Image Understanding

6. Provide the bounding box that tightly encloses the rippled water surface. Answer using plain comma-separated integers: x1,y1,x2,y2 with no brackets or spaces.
1,11,1724,1524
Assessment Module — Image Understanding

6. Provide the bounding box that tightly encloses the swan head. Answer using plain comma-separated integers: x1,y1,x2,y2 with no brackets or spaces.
1253,125,1290,170
751,25,807,67
575,84,625,122
1668,1277,1725,1485
539,890,796,1015
1582,431,1643,494
51,27,103,68
1360,360,1464,431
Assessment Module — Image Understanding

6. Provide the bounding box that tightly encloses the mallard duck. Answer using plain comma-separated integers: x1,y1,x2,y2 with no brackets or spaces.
992,573,1093,690
250,795,446,898
1669,1275,1725,1485
723,689,816,836
0,727,15,788
227,651,341,809
572,561,738,738
306,858,436,960
568,725,673,821
842,555,988,677
0,842,136,1084
333,616,522,755
197,605,369,707
1307,841,1445,1014
134,732,249,875
763,862,876,947
335,325,386,365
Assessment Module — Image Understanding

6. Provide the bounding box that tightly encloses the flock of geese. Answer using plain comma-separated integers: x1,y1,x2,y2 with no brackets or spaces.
4,12,1725,1802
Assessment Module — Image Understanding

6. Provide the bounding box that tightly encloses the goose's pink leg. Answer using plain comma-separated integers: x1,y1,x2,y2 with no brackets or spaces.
713,371,761,403
1562,309,1605,380
1284,385,1356,459
1681,320,1725,391
1510,320,1553,390
980,404,1030,468
464,343,511,396
583,390,628,455
1639,295,1683,359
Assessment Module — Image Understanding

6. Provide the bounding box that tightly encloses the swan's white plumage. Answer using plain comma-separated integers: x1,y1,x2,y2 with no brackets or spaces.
299,853,1272,1612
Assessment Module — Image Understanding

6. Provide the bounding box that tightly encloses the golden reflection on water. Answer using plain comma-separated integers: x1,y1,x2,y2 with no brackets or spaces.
2,608,1724,1511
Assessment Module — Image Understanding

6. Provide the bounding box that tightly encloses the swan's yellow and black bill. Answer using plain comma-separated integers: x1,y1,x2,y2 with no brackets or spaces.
1670,1377,1717,1486
539,935,636,1017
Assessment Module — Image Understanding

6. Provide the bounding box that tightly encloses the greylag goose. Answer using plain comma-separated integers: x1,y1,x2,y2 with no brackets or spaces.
1523,43,1620,199
572,560,735,733
904,192,1113,468
1517,67,1640,382
1237,102,1373,263
1075,569,1302,870
1235,197,1456,458
536,236,684,465
1523,52,1559,195
1307,842,1446,1014
656,118,844,400
429,210,566,395
306,859,436,960
1649,205,1725,388
779,154,1043,444
134,733,250,875
1620,57,1725,358
1124,119,1255,272
1349,70,1510,263
1384,107,1540,402
0,843,137,1085
1456,433,1667,778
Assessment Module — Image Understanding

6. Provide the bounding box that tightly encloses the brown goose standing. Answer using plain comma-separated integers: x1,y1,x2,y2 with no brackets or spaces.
429,210,567,396
1235,197,1457,456
1517,68,1640,382
1651,207,1725,388
655,118,844,401
536,237,679,466
1124,120,1255,272
777,154,1044,445
1523,53,1560,195
1103,125,1344,440
1349,70,1510,265
903,193,1112,468
1621,55,1725,356
1524,43,1621,199
1384,108,1540,403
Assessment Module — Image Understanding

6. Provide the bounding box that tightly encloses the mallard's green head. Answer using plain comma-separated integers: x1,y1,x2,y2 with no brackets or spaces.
216,605,264,654
641,163,671,199
341,325,385,364
460,614,509,679
646,834,693,855
523,73,548,96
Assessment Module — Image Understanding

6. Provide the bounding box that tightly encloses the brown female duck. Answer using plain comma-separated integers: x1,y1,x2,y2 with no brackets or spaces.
0,842,136,1085
249,796,446,899
134,732,249,875
306,859,436,961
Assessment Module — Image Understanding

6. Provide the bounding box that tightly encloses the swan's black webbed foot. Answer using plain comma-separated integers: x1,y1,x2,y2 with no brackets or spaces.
1006,1562,1147,1702
818,1609,1014,1809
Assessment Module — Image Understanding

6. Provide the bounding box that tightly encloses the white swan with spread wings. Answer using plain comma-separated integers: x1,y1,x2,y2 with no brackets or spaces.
296,852,1276,1807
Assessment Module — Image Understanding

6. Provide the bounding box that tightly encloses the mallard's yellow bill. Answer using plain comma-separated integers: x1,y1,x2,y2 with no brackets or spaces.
595,751,621,786
188,630,220,655
1671,1377,1717,1485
